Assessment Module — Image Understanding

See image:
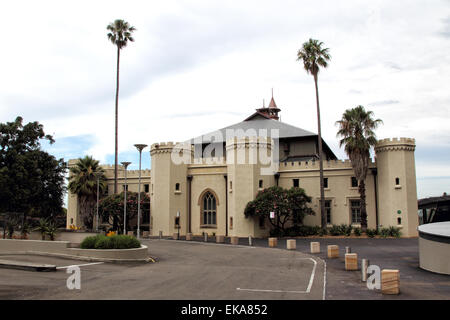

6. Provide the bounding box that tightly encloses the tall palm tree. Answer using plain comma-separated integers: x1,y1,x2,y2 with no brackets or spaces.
297,39,331,230
336,106,383,231
68,156,107,229
107,19,136,194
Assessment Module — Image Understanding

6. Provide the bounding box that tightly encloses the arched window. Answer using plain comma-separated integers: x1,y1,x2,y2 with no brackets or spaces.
202,192,217,226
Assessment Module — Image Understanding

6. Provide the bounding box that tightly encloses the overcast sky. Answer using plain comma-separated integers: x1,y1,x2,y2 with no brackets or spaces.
1,0,449,199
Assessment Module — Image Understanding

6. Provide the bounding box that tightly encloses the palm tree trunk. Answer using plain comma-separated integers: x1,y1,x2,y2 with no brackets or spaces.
359,179,368,231
114,46,120,194
314,74,326,230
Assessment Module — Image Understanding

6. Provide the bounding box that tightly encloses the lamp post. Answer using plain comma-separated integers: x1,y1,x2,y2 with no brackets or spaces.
121,161,131,235
134,144,148,239
176,211,180,240
96,174,100,232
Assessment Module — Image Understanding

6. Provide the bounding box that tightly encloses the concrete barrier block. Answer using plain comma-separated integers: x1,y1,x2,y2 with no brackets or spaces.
142,231,150,238
172,233,179,240
345,253,358,270
230,236,239,245
127,231,134,237
381,269,400,295
286,239,296,250
327,245,339,258
216,235,225,243
310,242,320,253
268,237,278,248
186,233,193,241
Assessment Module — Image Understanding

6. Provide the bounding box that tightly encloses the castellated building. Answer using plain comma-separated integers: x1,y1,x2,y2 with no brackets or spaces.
67,98,419,237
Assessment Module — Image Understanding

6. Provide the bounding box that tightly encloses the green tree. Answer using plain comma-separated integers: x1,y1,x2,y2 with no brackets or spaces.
0,116,66,227
68,156,107,230
98,191,150,233
244,186,314,235
297,39,331,230
107,19,136,194
336,105,382,231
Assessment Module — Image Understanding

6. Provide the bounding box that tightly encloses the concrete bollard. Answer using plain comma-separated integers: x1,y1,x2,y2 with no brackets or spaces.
345,246,351,254
381,269,400,295
345,253,358,270
204,233,208,242
268,237,278,248
248,236,252,246
310,242,320,253
286,239,296,250
327,245,339,258
127,231,134,237
361,259,369,282
216,235,225,243
159,231,162,239
230,236,239,245
186,233,193,241
172,233,179,240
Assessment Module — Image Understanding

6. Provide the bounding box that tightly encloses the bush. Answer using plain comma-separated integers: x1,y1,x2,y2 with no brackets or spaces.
80,234,141,249
388,226,401,238
366,228,377,238
318,228,328,236
339,224,353,236
353,228,362,236
328,225,341,236
380,228,390,238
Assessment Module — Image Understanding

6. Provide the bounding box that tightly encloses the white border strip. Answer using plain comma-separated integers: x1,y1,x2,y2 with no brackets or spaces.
56,262,104,269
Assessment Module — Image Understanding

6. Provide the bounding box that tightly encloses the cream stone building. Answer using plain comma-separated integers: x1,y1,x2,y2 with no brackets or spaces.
67,98,419,237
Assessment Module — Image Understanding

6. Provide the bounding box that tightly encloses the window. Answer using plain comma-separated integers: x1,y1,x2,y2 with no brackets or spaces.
293,179,299,188
350,200,361,223
259,180,263,188
202,192,217,226
123,184,128,191
229,217,233,230
351,177,358,188
230,181,232,190
70,218,73,224
323,178,328,189
144,184,149,193
325,200,332,224
395,177,400,185
175,183,180,191
397,217,402,225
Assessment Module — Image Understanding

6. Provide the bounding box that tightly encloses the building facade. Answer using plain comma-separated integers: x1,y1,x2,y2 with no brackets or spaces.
67,98,419,237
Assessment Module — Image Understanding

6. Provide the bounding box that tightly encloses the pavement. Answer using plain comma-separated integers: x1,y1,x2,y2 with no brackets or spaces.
0,237,448,300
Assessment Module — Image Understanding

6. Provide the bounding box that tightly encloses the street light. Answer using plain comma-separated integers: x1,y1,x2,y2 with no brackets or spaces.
176,211,180,240
121,161,131,235
134,144,148,239
95,172,102,232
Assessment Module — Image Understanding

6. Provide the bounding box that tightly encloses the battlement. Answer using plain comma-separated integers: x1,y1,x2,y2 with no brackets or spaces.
225,136,272,150
375,137,416,152
278,158,376,171
151,141,194,156
190,157,226,166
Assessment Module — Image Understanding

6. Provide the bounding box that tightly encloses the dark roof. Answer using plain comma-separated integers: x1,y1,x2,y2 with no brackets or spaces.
418,194,450,206
189,118,316,144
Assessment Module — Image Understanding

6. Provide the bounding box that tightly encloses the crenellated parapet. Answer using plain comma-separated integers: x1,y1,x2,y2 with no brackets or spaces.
150,142,194,156
375,137,416,153
278,158,376,171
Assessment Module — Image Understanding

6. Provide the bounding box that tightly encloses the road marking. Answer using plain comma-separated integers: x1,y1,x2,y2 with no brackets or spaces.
56,262,104,269
323,259,327,300
236,257,317,294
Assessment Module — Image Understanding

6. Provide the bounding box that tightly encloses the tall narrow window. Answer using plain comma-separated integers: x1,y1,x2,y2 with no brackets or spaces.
293,179,299,188
325,200,331,224
323,178,328,189
123,184,128,191
259,180,263,188
230,217,233,230
351,177,358,188
144,184,149,193
350,200,361,223
175,183,180,191
395,177,400,185
202,192,217,226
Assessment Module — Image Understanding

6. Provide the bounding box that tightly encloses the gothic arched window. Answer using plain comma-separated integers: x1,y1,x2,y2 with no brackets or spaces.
202,192,217,226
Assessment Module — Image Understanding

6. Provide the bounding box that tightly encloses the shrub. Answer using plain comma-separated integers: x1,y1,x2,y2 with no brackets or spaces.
339,224,353,236
366,228,377,238
80,234,141,249
379,228,390,238
353,228,362,236
318,228,328,236
388,226,401,238
329,225,341,236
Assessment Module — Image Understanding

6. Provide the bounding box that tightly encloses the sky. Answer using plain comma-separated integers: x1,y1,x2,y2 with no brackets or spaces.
0,0,449,200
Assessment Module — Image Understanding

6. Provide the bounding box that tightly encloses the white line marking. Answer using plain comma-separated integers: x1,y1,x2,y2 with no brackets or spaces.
236,257,317,294
56,262,104,269
157,239,255,249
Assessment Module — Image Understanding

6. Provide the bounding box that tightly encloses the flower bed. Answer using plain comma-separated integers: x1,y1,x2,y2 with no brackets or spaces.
80,234,141,249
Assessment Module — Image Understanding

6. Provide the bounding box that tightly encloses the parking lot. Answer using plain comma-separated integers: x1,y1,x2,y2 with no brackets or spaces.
0,237,449,300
